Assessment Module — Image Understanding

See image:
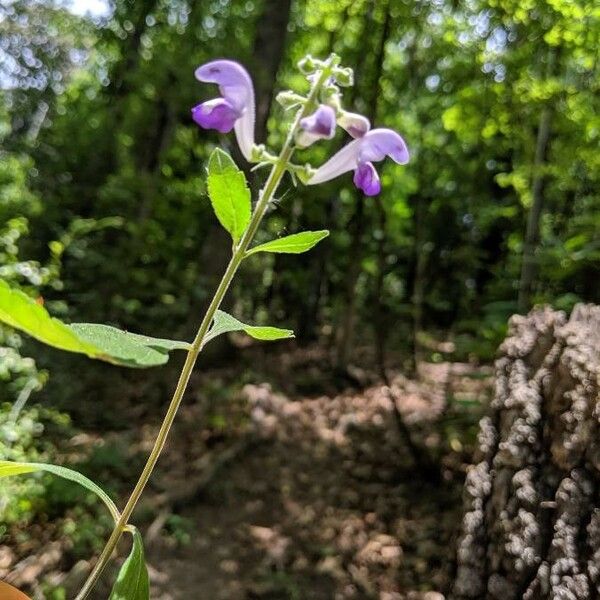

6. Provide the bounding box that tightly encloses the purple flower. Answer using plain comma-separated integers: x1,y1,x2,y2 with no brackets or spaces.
353,162,381,196
308,128,409,196
192,60,255,160
296,104,336,148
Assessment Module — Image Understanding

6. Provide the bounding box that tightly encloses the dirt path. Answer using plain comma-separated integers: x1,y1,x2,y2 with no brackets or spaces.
144,365,491,599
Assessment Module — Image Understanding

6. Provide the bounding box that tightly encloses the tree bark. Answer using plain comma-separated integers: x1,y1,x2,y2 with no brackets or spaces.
452,303,600,599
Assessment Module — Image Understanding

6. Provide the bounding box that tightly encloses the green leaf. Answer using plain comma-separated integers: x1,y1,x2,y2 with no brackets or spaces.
207,148,251,243
109,527,149,600
69,323,190,367
246,230,330,256
0,460,120,522
205,310,294,344
0,280,190,368
0,280,99,355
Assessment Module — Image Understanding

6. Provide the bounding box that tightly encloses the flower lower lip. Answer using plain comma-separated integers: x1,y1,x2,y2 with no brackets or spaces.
192,99,241,133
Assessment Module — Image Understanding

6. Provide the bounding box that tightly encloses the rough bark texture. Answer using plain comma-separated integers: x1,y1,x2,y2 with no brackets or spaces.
452,304,600,600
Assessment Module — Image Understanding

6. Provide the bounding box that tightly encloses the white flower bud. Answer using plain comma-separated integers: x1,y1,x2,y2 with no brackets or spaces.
337,111,371,139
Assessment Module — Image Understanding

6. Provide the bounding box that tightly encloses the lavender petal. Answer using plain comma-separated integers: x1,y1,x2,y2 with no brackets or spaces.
300,105,336,138
353,162,381,196
307,138,362,185
192,98,240,133
338,111,371,138
195,60,256,159
358,128,409,165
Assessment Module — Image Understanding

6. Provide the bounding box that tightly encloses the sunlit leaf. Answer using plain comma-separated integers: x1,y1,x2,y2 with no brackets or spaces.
246,230,330,256
207,148,251,243
205,310,294,344
109,527,149,600
0,280,190,368
0,460,120,522
0,280,98,355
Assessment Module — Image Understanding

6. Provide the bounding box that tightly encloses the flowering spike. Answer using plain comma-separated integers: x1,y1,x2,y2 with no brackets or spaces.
307,128,409,196
193,60,256,161
296,104,337,148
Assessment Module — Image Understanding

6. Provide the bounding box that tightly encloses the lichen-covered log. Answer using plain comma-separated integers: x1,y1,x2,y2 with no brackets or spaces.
452,304,600,600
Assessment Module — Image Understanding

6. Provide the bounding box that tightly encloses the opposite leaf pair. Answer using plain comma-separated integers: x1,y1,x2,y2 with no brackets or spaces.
207,147,329,252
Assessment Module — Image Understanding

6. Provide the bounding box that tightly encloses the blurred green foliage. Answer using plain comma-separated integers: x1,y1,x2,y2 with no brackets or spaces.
0,0,597,383
0,403,69,526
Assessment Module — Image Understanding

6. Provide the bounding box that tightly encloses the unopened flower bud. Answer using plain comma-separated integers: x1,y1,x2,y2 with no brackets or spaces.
296,104,337,148
327,53,341,67
321,83,340,103
297,55,317,75
250,144,266,162
296,164,316,185
338,111,370,138
334,67,354,87
276,91,306,110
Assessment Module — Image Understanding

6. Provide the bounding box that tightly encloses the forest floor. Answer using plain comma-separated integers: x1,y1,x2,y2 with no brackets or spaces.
141,347,493,599
3,346,494,599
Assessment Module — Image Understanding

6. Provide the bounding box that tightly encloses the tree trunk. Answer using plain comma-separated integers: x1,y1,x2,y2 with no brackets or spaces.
334,0,391,368
452,303,600,599
409,189,428,375
373,200,388,380
252,0,293,144
518,106,553,312
108,0,159,99
335,194,365,368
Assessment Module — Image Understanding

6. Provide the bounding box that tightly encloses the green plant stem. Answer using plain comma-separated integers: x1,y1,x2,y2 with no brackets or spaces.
75,59,334,600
